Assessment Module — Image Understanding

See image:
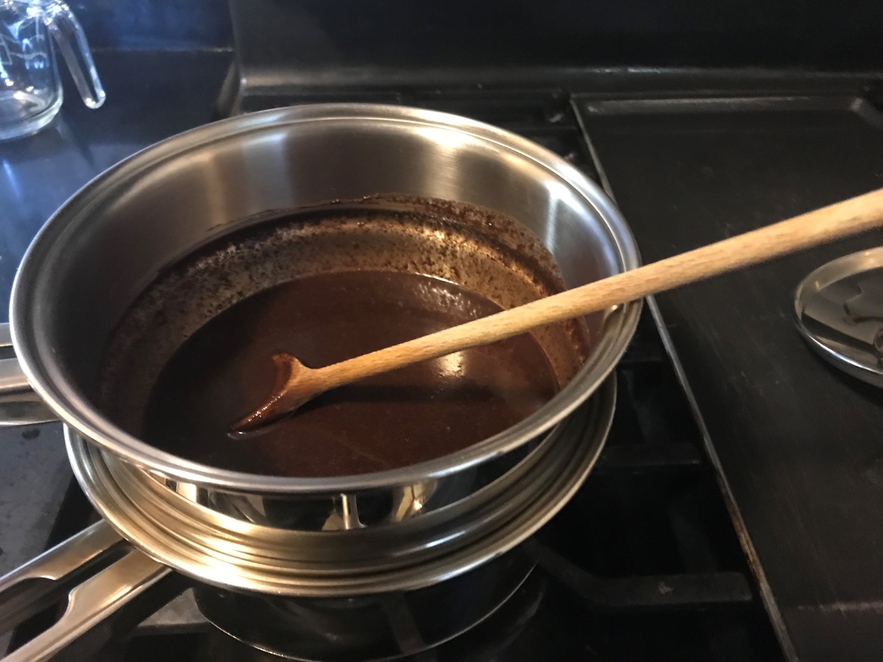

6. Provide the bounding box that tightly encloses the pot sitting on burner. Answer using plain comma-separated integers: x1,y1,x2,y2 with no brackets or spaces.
0,105,638,661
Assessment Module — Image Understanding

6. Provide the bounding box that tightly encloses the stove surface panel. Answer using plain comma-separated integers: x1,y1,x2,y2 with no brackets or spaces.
579,94,883,661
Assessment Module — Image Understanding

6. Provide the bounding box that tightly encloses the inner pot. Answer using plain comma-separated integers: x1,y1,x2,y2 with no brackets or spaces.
10,104,641,493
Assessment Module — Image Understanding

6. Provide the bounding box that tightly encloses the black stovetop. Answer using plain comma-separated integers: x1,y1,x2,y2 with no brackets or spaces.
5,90,783,661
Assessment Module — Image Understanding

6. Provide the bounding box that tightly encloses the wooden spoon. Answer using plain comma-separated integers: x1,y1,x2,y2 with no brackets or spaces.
232,188,883,432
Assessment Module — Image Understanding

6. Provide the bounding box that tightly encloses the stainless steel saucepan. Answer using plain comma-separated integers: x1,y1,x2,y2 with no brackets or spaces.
0,105,639,660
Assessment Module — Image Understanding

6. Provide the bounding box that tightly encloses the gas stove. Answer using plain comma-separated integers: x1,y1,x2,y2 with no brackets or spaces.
2,89,784,660
6,0,883,651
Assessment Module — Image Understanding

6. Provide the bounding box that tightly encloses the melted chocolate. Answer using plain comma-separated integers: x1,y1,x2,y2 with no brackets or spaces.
142,271,558,477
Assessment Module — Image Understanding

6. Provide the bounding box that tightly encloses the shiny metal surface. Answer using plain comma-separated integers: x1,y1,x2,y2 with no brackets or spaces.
0,324,57,426
0,521,121,634
794,247,883,387
0,359,34,395
65,378,615,597
0,520,171,662
0,389,61,426
3,550,170,662
7,104,640,495
0,325,32,394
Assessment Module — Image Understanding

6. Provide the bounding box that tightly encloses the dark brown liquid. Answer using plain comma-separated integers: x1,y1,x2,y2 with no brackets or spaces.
143,271,559,477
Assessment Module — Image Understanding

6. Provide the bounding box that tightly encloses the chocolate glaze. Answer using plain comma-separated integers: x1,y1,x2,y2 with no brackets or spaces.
142,271,559,477
99,200,592,448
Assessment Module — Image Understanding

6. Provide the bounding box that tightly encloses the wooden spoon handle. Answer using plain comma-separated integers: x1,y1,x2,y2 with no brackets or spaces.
313,188,883,391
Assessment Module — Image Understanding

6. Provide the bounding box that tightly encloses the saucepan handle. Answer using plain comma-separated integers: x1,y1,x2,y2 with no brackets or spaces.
0,521,176,661
0,323,59,426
